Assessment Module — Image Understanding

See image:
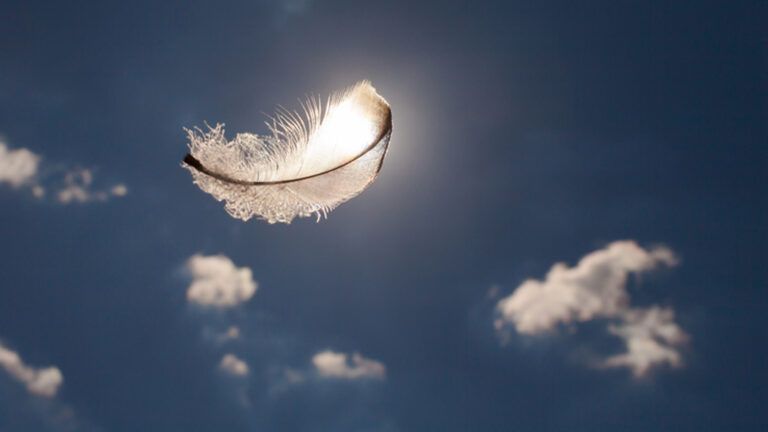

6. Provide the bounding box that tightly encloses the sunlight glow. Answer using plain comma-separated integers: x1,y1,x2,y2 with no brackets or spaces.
311,99,379,162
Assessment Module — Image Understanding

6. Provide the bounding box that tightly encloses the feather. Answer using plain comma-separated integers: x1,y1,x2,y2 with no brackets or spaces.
182,81,392,224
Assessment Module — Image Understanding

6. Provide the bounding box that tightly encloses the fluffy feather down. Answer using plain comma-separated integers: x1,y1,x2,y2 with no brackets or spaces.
182,81,392,223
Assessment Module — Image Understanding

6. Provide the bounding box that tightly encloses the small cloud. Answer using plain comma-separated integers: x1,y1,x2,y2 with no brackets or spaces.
271,350,385,390
56,169,128,204
0,142,40,187
283,367,305,385
312,350,386,380
601,307,687,377
0,342,63,398
494,240,687,377
223,326,241,340
111,183,128,196
0,138,127,204
31,185,45,198
496,240,677,334
202,325,242,345
219,353,249,376
186,254,258,308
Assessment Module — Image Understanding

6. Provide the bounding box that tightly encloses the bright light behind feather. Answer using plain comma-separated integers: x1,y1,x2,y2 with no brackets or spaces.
306,100,378,166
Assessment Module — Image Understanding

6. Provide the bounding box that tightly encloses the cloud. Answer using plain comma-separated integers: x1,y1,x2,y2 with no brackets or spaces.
282,367,306,385
219,353,249,376
55,169,128,204
496,240,677,334
273,350,385,390
186,254,258,308
0,342,63,398
495,240,687,377
202,325,242,345
0,138,127,204
602,307,688,377
220,326,241,341
0,142,40,187
312,350,386,380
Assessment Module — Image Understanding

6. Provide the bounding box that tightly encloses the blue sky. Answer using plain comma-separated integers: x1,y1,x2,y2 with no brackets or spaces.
0,1,766,431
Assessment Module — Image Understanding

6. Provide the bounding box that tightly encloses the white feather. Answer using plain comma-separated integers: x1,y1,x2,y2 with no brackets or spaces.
182,81,392,224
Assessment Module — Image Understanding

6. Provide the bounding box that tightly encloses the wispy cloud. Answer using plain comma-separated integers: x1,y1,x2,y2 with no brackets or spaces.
222,326,241,341
494,240,687,377
0,342,63,398
202,325,242,345
185,254,258,308
0,139,127,204
55,169,127,204
602,307,688,377
312,350,386,380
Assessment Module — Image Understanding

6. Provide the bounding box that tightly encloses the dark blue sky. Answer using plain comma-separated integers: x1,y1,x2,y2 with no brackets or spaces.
0,1,766,431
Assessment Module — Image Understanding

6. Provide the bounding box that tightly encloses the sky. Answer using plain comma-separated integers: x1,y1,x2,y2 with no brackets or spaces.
0,1,766,431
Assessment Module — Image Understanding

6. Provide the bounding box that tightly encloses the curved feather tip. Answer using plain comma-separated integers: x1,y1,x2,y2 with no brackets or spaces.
182,81,392,224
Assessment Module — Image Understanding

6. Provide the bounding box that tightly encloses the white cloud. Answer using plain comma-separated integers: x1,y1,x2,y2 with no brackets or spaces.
312,350,386,380
0,342,63,398
219,353,249,376
602,307,687,377
0,138,127,204
496,240,677,334
0,142,40,187
495,240,687,377
111,183,128,196
56,168,128,204
186,254,258,308
269,351,386,394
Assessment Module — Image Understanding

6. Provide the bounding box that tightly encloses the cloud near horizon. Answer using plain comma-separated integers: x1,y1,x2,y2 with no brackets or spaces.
186,254,258,308
312,350,386,380
495,240,687,377
0,342,63,398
